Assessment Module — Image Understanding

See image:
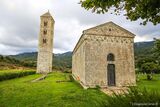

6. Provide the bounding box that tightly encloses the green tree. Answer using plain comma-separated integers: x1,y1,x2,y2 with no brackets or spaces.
80,0,160,25
0,55,3,60
141,62,159,73
136,57,155,69
153,39,160,64
141,62,159,80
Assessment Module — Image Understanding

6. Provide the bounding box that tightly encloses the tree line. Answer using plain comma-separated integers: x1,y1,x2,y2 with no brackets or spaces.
136,39,160,80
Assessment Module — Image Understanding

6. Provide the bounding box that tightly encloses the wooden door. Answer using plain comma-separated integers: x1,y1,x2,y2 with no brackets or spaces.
107,64,115,86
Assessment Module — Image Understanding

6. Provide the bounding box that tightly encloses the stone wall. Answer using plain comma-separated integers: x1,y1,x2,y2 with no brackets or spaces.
37,51,53,73
72,22,136,88
72,35,86,85
84,34,135,87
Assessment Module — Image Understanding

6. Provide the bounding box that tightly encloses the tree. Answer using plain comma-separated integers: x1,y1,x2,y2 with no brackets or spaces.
0,55,3,60
141,62,159,73
153,39,160,64
154,39,160,52
80,0,160,25
136,57,155,69
141,62,160,80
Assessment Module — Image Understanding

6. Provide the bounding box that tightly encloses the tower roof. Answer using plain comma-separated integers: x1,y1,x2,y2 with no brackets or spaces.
40,11,54,21
41,11,51,16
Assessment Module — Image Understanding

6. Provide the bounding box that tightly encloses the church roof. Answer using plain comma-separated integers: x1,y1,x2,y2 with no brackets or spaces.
83,21,135,37
73,21,135,54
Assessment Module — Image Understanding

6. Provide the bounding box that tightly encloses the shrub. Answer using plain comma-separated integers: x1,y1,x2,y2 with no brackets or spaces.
68,74,74,82
0,70,36,81
147,74,153,80
95,85,101,89
106,87,160,107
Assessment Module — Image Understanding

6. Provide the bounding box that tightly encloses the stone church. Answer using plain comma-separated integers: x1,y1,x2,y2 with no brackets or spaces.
72,21,136,88
37,11,54,74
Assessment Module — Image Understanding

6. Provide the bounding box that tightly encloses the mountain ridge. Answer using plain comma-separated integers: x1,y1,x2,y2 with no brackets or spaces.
0,41,154,70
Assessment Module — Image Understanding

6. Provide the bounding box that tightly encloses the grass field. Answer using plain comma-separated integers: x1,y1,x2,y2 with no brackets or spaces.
137,74,160,91
0,72,108,107
0,71,160,107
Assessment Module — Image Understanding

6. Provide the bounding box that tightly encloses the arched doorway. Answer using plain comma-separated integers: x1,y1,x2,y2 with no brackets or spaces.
107,53,115,86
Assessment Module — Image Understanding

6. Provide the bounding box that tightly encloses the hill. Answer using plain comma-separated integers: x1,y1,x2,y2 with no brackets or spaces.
0,55,35,70
0,41,154,70
9,52,72,70
134,41,154,57
10,52,37,61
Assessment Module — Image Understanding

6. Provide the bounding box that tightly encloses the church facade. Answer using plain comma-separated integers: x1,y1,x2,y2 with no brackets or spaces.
72,22,136,88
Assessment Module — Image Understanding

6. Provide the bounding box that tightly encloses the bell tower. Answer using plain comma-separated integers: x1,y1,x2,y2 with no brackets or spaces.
37,11,54,74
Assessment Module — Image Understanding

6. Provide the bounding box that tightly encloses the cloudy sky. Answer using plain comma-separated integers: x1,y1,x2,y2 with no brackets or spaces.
0,0,160,55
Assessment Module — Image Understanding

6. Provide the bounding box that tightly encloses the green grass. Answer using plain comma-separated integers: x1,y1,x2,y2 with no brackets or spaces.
106,74,160,107
1,71,160,107
0,72,108,107
0,69,36,81
137,74,160,91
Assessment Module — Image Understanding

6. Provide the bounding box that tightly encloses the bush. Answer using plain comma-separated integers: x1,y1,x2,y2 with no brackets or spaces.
0,70,36,81
147,74,153,80
141,62,160,74
68,74,74,82
95,85,101,89
106,87,160,107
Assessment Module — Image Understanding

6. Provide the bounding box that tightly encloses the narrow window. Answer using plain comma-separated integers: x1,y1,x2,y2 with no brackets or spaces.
43,39,47,44
44,21,48,26
43,30,47,35
107,53,115,61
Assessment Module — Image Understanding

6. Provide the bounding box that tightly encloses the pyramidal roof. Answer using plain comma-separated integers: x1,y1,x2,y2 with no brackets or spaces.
40,11,54,21
41,11,53,17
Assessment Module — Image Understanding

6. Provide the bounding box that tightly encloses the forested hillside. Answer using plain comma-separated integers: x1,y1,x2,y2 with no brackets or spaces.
134,41,154,57
9,52,72,70
0,55,35,69
0,41,154,70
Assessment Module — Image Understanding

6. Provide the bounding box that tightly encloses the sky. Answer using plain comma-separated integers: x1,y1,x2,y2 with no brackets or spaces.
0,0,160,55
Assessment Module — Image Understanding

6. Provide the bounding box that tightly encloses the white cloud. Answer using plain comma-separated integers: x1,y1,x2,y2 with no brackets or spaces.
0,0,159,55
134,36,149,42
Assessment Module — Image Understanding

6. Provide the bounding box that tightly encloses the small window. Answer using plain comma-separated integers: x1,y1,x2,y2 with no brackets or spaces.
107,53,115,61
109,28,111,31
44,21,48,26
43,30,47,35
43,39,47,44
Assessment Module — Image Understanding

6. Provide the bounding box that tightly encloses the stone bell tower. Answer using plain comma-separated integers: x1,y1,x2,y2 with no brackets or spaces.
37,11,54,74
